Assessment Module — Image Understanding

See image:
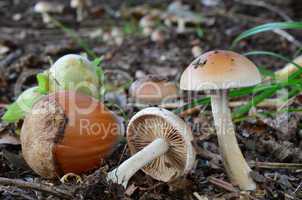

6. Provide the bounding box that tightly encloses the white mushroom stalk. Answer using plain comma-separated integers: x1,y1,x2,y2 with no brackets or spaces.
211,89,256,191
107,138,168,188
107,107,195,188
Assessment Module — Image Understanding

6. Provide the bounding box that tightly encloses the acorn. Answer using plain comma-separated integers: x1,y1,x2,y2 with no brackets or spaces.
20,91,119,178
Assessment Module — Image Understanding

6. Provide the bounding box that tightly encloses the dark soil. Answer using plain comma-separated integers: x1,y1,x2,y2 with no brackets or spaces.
0,0,302,199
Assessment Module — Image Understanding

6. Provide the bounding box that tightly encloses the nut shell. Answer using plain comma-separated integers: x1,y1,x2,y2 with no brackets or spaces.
21,91,119,178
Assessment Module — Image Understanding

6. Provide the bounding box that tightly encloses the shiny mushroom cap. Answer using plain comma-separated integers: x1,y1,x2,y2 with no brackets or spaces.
127,107,195,182
180,50,261,90
129,75,178,105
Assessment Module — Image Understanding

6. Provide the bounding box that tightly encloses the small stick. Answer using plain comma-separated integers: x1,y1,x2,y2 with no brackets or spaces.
0,103,7,108
208,177,238,193
193,192,207,200
249,161,302,170
0,177,73,199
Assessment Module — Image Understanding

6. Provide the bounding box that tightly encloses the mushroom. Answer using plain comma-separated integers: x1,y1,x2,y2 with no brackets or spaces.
191,46,203,58
107,107,196,188
21,91,119,178
129,75,178,107
34,1,64,24
164,1,203,33
139,14,159,36
151,29,166,44
70,0,91,22
48,54,100,99
180,50,261,190
275,55,302,81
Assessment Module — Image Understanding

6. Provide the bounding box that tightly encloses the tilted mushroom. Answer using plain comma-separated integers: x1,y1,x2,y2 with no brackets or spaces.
129,75,178,107
107,107,196,188
275,55,302,81
34,1,64,24
180,50,261,190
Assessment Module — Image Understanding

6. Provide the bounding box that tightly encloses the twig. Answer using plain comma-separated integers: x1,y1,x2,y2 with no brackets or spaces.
294,182,302,194
0,187,35,200
249,161,302,170
234,0,292,21
193,192,207,200
0,103,7,108
272,29,302,48
234,0,302,47
0,177,73,199
208,177,238,193
0,49,22,73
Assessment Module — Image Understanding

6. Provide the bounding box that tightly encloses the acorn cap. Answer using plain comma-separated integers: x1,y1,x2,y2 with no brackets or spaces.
129,75,178,105
21,91,119,178
126,107,195,182
180,50,261,90
48,54,99,98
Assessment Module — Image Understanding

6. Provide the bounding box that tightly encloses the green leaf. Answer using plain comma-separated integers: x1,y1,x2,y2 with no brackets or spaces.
37,73,49,94
1,102,24,123
231,22,302,48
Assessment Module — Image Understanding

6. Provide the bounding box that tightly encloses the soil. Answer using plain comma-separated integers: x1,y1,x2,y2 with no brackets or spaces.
0,0,302,199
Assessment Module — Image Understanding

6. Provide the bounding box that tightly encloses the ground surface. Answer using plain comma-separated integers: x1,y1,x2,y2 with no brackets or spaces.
0,0,302,199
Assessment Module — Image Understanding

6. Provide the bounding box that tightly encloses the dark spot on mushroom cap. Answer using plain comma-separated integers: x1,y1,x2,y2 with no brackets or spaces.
194,59,207,69
214,50,219,54
231,58,234,62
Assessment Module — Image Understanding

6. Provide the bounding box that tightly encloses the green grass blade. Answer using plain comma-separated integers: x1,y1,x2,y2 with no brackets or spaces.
232,50,302,118
231,22,302,48
233,85,280,119
49,16,97,59
174,83,279,114
244,50,302,80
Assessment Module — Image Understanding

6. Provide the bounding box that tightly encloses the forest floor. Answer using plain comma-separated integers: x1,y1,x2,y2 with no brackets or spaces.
0,0,302,199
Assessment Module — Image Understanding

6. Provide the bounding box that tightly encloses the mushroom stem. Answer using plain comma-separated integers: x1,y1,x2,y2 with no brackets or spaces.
42,13,51,24
210,89,256,191
107,138,169,188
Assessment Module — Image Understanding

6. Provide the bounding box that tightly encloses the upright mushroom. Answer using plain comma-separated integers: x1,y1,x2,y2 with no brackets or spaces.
180,50,261,190
129,75,178,107
107,107,195,188
70,0,91,22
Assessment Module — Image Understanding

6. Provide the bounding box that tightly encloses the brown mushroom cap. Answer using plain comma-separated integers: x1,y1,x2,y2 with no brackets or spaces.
129,75,178,105
21,91,119,178
126,107,195,182
180,50,261,90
